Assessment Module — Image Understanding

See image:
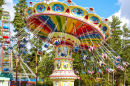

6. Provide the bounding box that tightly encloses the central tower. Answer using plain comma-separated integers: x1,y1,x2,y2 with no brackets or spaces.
49,32,80,86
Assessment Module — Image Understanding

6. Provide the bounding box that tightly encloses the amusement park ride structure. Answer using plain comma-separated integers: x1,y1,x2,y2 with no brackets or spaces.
25,0,113,85
0,0,129,86
1,11,12,73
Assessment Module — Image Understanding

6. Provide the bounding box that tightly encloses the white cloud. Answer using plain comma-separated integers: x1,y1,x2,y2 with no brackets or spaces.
111,0,130,27
108,10,129,27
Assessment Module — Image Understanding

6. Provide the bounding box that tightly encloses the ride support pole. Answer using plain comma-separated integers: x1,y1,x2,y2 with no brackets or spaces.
36,52,38,86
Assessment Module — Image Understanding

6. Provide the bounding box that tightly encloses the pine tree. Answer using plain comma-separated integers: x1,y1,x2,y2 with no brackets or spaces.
121,23,130,85
107,15,123,54
11,0,28,85
106,15,123,85
0,0,4,20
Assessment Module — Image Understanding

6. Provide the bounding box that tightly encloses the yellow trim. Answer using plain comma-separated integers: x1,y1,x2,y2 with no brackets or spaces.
49,2,69,13
26,7,34,17
88,13,102,26
33,2,48,14
100,23,110,34
69,5,88,18
105,32,110,41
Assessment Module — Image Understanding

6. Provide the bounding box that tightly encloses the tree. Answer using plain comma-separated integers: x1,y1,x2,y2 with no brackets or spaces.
107,15,123,54
11,0,28,85
121,23,130,85
0,0,4,20
106,15,123,85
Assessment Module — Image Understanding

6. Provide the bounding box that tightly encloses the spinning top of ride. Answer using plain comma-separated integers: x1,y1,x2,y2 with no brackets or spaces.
25,0,111,49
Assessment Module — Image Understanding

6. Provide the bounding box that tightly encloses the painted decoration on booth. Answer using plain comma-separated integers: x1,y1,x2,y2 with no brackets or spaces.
63,47,68,57
52,4,64,12
56,82,58,86
90,16,99,25
72,8,84,17
101,26,107,33
71,82,74,86
37,5,45,12
58,47,62,56
69,48,71,56
64,60,68,69
28,9,33,16
57,60,61,69
70,61,73,69
63,82,67,86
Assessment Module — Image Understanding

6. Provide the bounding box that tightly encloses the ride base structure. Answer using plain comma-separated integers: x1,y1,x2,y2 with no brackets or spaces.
25,0,111,85
49,32,80,85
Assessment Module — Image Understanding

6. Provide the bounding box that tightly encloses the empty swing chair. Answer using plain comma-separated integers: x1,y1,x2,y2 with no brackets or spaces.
83,51,89,60
20,42,25,48
44,39,50,48
4,68,9,72
22,36,29,43
5,39,10,44
123,62,129,67
102,53,107,59
99,60,106,67
23,51,27,55
89,45,95,52
3,33,9,39
3,26,9,31
74,43,79,52
9,47,13,50
53,36,61,46
87,68,94,74
3,46,9,50
38,49,43,55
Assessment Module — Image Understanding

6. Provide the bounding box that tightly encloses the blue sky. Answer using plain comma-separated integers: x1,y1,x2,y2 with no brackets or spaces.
13,0,120,18
1,0,130,38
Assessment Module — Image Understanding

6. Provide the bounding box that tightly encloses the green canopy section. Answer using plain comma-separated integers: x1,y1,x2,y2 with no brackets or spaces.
0,73,13,80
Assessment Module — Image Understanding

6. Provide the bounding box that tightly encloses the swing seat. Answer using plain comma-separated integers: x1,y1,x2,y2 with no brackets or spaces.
23,38,28,42
9,47,13,50
27,61,30,63
116,59,120,61
38,51,42,55
61,53,65,56
3,26,9,29
44,44,49,48
3,36,9,39
116,63,119,65
3,16,9,20
74,47,78,52
82,71,85,74
4,68,9,71
101,63,104,65
23,51,27,54
91,71,94,74
117,66,121,70
86,56,88,59
5,52,8,54
54,41,60,46
20,44,25,47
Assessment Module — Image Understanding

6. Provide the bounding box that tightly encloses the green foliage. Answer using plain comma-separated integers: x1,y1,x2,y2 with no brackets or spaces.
0,0,4,20
11,0,28,34
11,12,130,85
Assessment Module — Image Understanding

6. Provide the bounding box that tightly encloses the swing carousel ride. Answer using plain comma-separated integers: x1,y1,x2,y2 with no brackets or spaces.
23,0,129,85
